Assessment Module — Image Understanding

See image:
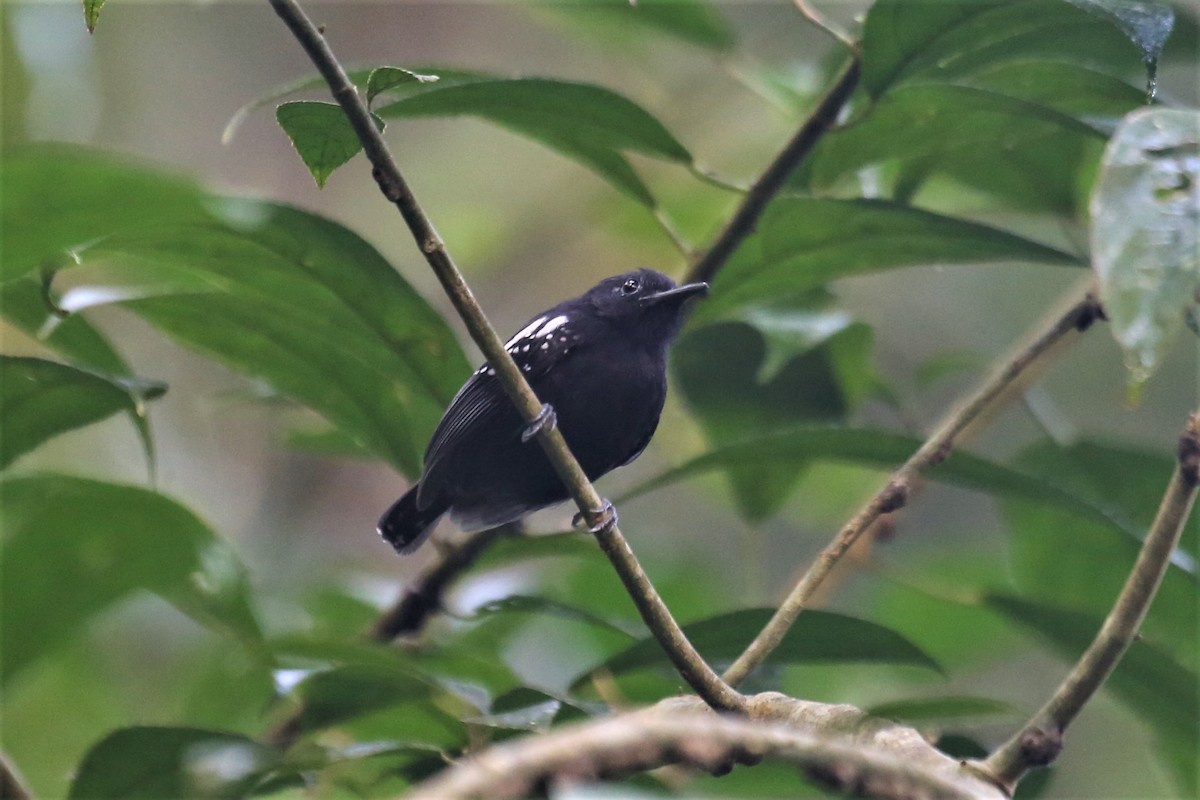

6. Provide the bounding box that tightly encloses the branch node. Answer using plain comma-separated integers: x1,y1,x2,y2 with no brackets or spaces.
1017,726,1063,768
371,166,403,201
1178,415,1200,487
1074,294,1107,331
878,479,909,514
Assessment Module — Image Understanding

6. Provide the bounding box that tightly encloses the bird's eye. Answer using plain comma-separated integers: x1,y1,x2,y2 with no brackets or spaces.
620,278,641,296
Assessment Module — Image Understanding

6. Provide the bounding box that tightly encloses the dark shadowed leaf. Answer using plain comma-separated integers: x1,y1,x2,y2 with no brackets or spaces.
572,608,941,688
1090,107,1200,389
69,727,275,800
282,665,447,738
0,476,262,686
0,356,164,471
46,200,469,475
469,594,640,639
986,594,1197,796
536,0,735,51
275,101,385,188
696,198,1081,322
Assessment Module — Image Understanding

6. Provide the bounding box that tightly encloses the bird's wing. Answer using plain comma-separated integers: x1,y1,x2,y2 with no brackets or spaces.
417,311,584,508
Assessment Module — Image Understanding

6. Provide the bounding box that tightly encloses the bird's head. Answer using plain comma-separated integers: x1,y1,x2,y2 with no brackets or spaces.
585,268,708,345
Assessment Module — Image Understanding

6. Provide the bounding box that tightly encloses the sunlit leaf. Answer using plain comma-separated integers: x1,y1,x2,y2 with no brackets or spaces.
69,727,275,800
0,356,163,471
83,0,105,33
572,608,942,688
0,476,263,686
1090,107,1200,389
365,66,439,107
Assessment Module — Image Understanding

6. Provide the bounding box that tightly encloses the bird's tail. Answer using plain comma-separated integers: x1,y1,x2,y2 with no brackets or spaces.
377,484,447,554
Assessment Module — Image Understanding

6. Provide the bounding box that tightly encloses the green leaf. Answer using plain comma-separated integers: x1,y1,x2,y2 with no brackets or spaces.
0,356,164,471
535,0,736,52
376,77,691,207
286,665,440,735
572,608,942,688
69,727,275,800
800,86,1109,213
0,279,130,375
1065,0,1175,73
365,66,440,107
861,0,1150,97
46,200,469,475
1090,107,1200,389
469,594,640,640
83,0,105,33
985,594,1198,796
866,695,1012,723
0,475,263,686
697,197,1081,324
0,146,210,283
275,101,385,188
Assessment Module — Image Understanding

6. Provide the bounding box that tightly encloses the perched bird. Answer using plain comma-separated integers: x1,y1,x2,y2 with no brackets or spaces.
378,268,708,554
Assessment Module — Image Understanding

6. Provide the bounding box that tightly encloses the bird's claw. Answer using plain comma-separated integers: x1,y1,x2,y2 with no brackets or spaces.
521,403,557,442
573,499,618,534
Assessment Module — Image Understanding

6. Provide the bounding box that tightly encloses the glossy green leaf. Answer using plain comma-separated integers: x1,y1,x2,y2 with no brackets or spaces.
698,198,1081,322
986,594,1198,796
572,608,942,688
0,280,129,375
470,530,598,572
861,0,1150,97
469,594,639,639
69,727,275,800
1090,107,1200,389
0,356,163,471
1065,0,1175,76
0,475,263,686
866,695,1012,723
275,101,385,188
83,0,105,33
0,147,210,283
47,200,469,475
800,86,1108,213
365,66,440,107
376,77,691,206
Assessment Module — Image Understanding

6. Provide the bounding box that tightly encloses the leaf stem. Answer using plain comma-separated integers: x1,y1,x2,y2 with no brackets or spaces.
722,286,1105,687
267,0,744,715
974,412,1200,793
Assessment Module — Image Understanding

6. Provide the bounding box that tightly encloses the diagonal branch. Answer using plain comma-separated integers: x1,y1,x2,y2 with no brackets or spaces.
267,0,743,714
974,412,1200,794
403,693,1006,800
722,285,1106,687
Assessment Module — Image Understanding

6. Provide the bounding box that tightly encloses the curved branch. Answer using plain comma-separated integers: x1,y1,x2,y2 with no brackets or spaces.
267,0,743,714
403,693,1006,800
722,286,1105,687
976,412,1200,793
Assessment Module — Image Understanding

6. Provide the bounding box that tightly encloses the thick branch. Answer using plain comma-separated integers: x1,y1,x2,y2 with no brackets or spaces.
403,693,1006,800
686,55,861,285
976,412,1200,793
722,287,1105,687
267,0,742,714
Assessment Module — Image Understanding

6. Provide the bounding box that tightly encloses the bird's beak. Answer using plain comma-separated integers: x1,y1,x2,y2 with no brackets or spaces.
640,282,709,305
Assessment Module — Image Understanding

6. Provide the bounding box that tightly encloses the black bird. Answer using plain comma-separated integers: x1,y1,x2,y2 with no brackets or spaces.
378,268,708,554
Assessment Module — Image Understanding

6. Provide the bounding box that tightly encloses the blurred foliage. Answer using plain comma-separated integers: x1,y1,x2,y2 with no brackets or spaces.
0,1,1196,799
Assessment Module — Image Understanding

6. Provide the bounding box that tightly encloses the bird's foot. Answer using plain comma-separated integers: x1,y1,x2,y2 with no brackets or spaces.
573,499,618,534
521,403,557,443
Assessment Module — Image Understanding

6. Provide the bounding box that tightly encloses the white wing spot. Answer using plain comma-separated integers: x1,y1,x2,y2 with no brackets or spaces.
506,316,547,349
486,368,495,376
540,342,549,350
522,365,531,372
536,315,569,337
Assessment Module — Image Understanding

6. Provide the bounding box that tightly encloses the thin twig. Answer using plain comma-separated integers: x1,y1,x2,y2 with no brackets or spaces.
404,693,1006,800
722,286,1105,687
974,412,1200,794
685,55,861,285
267,0,743,715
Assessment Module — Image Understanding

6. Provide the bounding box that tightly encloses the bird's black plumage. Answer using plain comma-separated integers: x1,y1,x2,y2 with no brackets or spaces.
378,268,707,554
